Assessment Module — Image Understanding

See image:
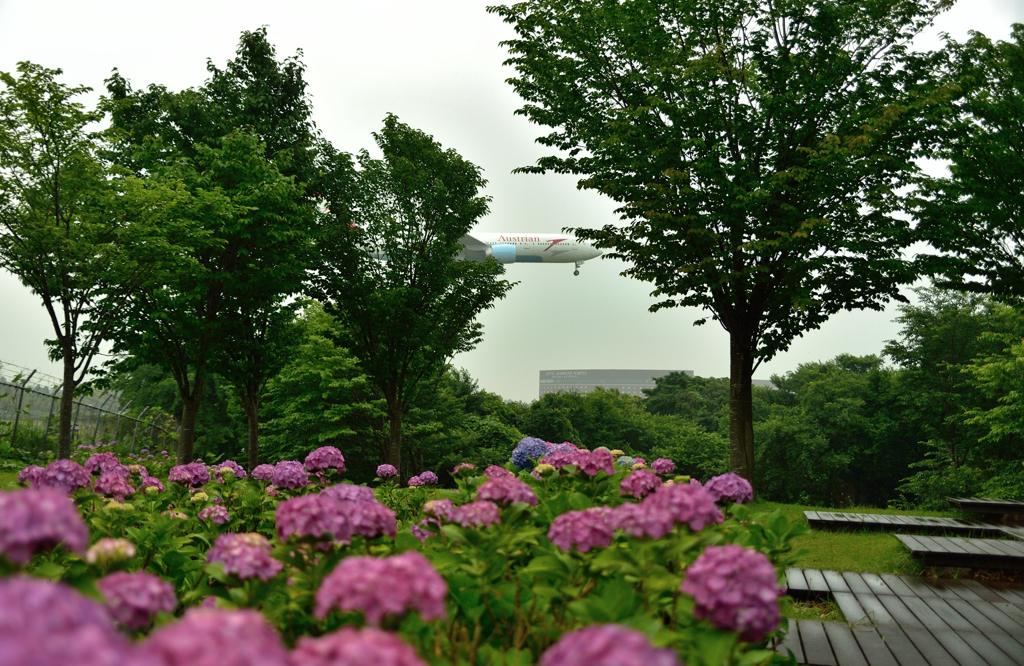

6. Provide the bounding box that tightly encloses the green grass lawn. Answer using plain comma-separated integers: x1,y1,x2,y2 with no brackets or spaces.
0,470,18,490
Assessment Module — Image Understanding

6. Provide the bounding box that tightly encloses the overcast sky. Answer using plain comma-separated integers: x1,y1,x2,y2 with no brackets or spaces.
1,0,1022,401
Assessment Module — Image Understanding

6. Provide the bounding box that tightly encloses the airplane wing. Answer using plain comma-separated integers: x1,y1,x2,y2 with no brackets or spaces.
458,234,492,261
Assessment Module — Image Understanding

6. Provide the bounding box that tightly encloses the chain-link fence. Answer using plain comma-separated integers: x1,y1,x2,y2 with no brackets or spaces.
0,360,179,454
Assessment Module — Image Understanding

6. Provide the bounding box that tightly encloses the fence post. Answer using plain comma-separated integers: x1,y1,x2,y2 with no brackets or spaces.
115,399,132,446
130,406,150,455
42,382,62,452
91,393,115,445
9,370,36,447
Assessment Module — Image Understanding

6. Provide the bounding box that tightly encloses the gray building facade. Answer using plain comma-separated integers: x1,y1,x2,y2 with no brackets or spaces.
539,369,694,397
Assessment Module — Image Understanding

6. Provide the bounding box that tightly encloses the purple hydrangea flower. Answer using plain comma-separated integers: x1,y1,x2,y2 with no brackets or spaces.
452,462,476,475
251,464,275,481
335,500,398,539
418,470,438,484
0,488,90,564
16,465,44,488
547,507,615,553
423,499,454,519
38,459,91,495
476,476,538,506
580,449,615,477
538,450,583,469
168,463,210,488
321,483,377,503
410,518,439,543
271,461,309,489
483,465,514,478
611,501,677,540
680,544,784,642
539,624,681,666
275,494,353,546
206,533,283,581
619,469,662,499
651,458,676,475
376,464,398,478
97,571,176,631
141,608,289,666
198,505,230,525
546,441,578,454
315,551,447,624
643,483,723,532
140,476,165,492
304,446,346,473
84,452,120,475
407,475,425,487
511,437,548,470
704,473,754,504
448,500,501,528
212,460,246,482
93,472,135,502
291,626,427,666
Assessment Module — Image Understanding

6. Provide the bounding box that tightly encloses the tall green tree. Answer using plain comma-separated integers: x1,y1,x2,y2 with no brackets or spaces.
915,25,1024,301
309,115,515,480
0,63,188,459
489,0,950,488
103,29,323,464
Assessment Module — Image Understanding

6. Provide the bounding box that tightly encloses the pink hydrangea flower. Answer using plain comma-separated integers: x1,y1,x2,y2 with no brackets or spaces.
212,460,246,482
483,465,514,478
321,484,377,503
94,472,135,502
448,501,501,528
704,473,754,504
619,469,662,499
0,488,89,564
141,608,290,666
168,463,210,488
304,446,346,473
651,458,676,475
290,626,427,666
97,571,176,631
84,452,120,475
314,551,447,624
407,475,425,487
410,518,439,543
538,450,582,469
680,544,784,642
643,483,723,532
547,507,615,553
423,499,454,519
251,464,276,481
452,462,476,475
206,533,283,581
336,500,398,539
611,501,676,540
376,464,398,478
198,505,230,525
579,449,615,477
275,494,353,546
140,475,165,492
16,465,44,488
271,461,309,489
539,624,681,666
476,476,538,506
38,459,91,495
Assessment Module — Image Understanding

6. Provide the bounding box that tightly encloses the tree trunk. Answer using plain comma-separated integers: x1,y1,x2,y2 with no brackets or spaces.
178,392,203,464
57,346,76,459
243,385,260,472
386,395,403,481
728,331,756,489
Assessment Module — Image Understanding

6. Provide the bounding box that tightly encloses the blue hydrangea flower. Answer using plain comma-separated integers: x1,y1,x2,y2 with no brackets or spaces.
615,456,636,467
511,437,549,470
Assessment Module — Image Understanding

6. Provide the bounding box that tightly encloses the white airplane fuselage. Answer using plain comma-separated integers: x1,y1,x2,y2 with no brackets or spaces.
456,233,602,274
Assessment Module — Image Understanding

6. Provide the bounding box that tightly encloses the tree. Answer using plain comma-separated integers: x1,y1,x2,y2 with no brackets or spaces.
915,25,1024,302
309,115,515,480
489,0,950,488
0,63,187,459
104,29,323,464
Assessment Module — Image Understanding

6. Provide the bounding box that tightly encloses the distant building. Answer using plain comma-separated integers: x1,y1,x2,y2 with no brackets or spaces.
539,369,693,398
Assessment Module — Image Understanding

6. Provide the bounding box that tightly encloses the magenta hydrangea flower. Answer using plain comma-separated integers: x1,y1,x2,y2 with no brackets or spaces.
315,551,448,624
410,518,439,543
476,476,538,506
304,446,346,473
580,449,615,477
321,484,376,503
198,505,230,525
704,473,754,504
619,469,662,499
140,476,165,492
547,507,615,553
168,463,210,488
38,459,91,495
452,462,476,475
0,488,90,564
538,449,583,469
84,452,120,475
483,465,514,478
611,501,676,540
651,458,676,475
423,499,454,519
97,571,176,631
271,460,309,489
141,608,289,666
418,470,439,484
291,626,427,666
251,464,275,481
16,465,44,488
407,475,425,487
643,483,723,532
212,460,246,482
681,544,784,642
94,472,135,502
336,500,398,539
275,494,353,546
206,533,283,581
539,624,681,666
376,464,398,478
448,500,501,528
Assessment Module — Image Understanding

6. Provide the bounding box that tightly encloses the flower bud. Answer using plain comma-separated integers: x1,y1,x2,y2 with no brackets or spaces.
86,538,136,566
190,491,209,503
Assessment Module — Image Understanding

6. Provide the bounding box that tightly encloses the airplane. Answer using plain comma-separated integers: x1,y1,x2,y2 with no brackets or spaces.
456,233,603,276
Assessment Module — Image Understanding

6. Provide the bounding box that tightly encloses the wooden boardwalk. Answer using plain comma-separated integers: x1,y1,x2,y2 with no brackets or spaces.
779,568,1024,665
948,497,1024,515
897,535,1024,571
804,510,1022,539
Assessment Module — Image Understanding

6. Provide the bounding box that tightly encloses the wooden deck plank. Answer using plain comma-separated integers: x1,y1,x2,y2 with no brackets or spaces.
993,602,1024,626
967,599,1024,633
798,619,838,666
896,534,925,554
850,627,900,666
776,618,805,663
805,569,831,595
896,575,940,599
833,591,869,625
898,596,992,666
938,579,986,603
805,510,822,522
960,579,1015,603
944,598,1024,664
949,497,1024,514
859,573,894,597
823,622,869,666
787,568,809,594
854,593,954,666
871,594,961,666
841,572,874,595
878,574,917,598
823,570,852,594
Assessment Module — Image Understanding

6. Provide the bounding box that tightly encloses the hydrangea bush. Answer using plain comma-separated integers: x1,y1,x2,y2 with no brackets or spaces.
0,442,807,666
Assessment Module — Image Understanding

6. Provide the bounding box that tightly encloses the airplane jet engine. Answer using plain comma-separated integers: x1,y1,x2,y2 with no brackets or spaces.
490,244,516,264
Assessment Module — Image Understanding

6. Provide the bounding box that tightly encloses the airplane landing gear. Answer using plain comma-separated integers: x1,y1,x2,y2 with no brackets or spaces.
574,261,583,276
574,270,580,276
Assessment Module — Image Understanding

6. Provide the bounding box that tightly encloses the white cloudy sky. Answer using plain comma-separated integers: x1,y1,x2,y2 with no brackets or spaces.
1,0,1022,401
